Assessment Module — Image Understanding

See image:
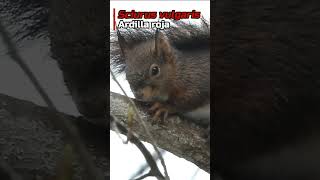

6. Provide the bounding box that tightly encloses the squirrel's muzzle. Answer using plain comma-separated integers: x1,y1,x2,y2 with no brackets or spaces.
133,89,144,100
133,86,169,103
132,86,154,102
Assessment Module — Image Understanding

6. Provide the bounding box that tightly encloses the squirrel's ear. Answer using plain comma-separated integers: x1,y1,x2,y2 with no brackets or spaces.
117,30,129,57
155,29,174,64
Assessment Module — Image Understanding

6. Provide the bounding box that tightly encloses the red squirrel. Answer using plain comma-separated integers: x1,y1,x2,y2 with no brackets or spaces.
112,20,210,125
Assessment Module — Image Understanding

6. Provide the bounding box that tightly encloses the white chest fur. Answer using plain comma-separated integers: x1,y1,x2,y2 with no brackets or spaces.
183,103,210,125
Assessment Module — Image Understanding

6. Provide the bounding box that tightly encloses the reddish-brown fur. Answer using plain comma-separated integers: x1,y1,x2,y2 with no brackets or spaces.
116,23,210,120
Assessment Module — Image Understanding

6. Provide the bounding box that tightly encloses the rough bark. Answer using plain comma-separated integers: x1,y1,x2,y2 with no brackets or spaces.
110,92,210,173
0,93,108,179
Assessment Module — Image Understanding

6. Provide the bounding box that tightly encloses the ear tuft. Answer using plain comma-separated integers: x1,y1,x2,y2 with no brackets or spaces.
155,29,175,64
117,30,128,57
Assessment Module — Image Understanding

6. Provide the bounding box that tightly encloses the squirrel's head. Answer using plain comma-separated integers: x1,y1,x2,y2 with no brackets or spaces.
117,30,176,102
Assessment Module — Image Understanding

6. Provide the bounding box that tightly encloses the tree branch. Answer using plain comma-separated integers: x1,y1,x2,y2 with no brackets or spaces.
110,70,170,180
111,114,165,180
129,150,166,180
0,93,108,178
0,19,104,180
110,92,210,173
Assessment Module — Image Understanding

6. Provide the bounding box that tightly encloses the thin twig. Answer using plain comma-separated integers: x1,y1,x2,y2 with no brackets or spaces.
0,20,54,108
133,171,152,180
130,150,166,180
110,117,128,144
110,69,170,180
110,114,165,180
190,168,200,180
0,19,103,180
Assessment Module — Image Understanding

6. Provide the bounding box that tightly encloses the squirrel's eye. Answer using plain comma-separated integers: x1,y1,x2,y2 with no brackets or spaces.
149,64,160,77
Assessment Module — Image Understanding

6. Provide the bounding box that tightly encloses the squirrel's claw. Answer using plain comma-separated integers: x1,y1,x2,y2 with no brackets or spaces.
149,102,174,124
149,102,162,113
151,107,169,124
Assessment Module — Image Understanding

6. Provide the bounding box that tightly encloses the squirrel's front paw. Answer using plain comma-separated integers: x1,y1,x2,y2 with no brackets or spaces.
149,102,169,124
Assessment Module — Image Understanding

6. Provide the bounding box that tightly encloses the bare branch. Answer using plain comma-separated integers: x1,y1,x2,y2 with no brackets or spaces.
111,113,165,180
0,93,108,178
130,150,166,180
190,168,200,180
133,171,152,180
110,91,210,173
110,69,170,180
110,118,128,144
0,19,54,108
0,19,104,180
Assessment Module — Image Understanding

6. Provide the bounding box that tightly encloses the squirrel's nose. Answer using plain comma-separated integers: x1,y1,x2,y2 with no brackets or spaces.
134,89,144,100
